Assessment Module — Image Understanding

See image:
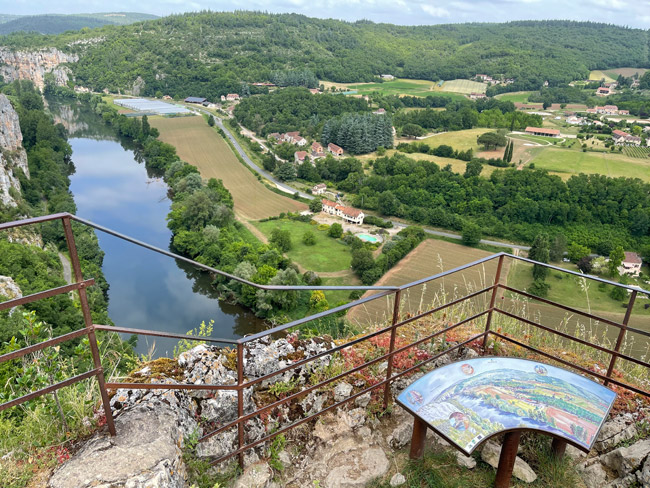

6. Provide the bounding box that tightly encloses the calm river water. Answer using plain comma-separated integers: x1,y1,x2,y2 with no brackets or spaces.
48,99,265,356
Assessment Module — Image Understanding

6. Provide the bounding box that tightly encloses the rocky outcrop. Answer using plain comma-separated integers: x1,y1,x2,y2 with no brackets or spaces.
0,276,22,300
0,94,28,207
0,48,78,90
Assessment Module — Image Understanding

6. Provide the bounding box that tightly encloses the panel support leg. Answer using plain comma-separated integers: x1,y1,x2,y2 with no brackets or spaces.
495,431,521,488
409,417,427,460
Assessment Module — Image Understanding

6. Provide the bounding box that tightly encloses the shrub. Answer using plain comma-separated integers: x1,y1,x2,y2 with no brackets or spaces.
302,231,316,246
328,223,343,238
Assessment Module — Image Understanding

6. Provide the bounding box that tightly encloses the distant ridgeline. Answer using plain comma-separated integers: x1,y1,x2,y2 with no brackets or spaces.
0,13,648,96
0,12,158,36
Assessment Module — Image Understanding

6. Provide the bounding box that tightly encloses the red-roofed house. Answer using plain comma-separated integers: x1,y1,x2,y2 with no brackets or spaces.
321,199,338,215
312,183,327,195
619,252,642,277
619,109,630,115
294,151,308,163
597,105,619,114
525,127,560,137
284,131,307,146
309,88,320,95
311,142,325,158
612,130,641,146
373,108,386,115
320,199,365,224
596,87,611,96
328,143,344,156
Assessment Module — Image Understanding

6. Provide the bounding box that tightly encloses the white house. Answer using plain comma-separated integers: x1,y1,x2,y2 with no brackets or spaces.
321,199,364,225
312,183,327,195
619,252,643,277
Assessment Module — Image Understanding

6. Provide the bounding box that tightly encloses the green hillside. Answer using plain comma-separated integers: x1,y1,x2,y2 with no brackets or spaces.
0,13,648,99
0,12,157,35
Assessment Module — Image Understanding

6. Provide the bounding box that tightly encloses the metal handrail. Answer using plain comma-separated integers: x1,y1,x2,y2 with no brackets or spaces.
1,213,649,470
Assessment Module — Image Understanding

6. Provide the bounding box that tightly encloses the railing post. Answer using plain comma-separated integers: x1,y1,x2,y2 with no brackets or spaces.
383,289,401,409
604,290,637,386
236,342,245,469
482,255,505,351
61,216,116,436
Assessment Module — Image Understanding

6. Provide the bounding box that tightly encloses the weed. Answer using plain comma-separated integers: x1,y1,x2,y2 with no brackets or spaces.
268,434,286,472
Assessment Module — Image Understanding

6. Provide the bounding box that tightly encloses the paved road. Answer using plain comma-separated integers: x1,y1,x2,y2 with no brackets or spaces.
199,108,529,252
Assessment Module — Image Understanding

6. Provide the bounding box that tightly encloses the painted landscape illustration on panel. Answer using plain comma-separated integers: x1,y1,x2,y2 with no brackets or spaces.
398,358,617,453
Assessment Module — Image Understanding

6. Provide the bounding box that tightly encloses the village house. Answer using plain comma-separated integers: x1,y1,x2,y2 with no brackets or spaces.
328,143,344,156
220,94,240,102
312,183,327,195
596,87,611,96
475,74,493,82
597,105,619,115
631,80,640,89
294,151,308,164
311,141,325,158
603,82,618,89
619,109,630,115
612,129,642,146
184,97,207,104
309,88,320,95
284,132,307,146
268,133,282,141
321,199,365,225
586,108,598,114
469,93,486,100
619,252,643,277
381,74,395,80
524,127,560,137
566,115,586,125
373,108,386,115
162,95,173,100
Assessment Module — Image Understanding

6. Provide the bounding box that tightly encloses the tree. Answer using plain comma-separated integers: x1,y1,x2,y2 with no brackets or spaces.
576,256,593,274
567,243,591,263
270,228,292,252
309,290,329,313
402,123,425,138
461,222,481,246
549,234,567,262
477,132,507,150
608,246,625,276
302,231,316,246
276,162,297,181
309,199,323,213
207,115,215,127
328,223,343,238
529,279,550,298
464,160,483,178
378,190,399,216
528,234,550,281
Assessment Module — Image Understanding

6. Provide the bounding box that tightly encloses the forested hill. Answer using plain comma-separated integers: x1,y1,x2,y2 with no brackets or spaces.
1,12,648,97
0,13,158,35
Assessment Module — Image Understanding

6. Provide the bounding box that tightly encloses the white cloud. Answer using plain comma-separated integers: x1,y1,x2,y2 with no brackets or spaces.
421,4,450,17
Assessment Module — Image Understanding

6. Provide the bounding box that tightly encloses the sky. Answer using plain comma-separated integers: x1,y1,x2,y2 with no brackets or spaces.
3,0,650,28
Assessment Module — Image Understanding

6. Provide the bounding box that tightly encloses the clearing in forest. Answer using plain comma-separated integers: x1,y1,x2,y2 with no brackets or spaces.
150,116,306,220
420,128,494,152
347,239,499,326
494,91,534,103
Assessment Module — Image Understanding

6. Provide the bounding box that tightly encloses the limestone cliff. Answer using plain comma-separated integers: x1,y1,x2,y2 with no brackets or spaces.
0,94,29,207
0,48,78,90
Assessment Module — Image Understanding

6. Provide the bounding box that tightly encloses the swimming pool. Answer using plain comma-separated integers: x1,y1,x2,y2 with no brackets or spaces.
357,233,381,243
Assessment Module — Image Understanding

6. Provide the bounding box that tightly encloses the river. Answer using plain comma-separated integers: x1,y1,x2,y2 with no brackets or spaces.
48,99,266,356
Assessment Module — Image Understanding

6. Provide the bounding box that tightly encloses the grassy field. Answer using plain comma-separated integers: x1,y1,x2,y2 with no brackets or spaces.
253,219,352,273
603,67,648,78
440,79,487,94
589,70,616,83
510,133,562,145
150,116,306,220
526,145,650,182
421,128,494,152
494,91,534,103
327,78,468,101
347,239,501,326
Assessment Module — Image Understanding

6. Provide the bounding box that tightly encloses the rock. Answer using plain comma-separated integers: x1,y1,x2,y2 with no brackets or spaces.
48,405,193,488
390,472,406,486
566,444,587,460
456,451,477,469
600,439,650,477
481,441,537,483
355,392,371,408
595,417,638,453
233,462,272,488
0,275,22,300
387,420,412,449
606,473,637,488
131,76,146,96
0,93,29,207
334,382,353,402
637,455,650,487
577,461,607,488
0,48,78,90
324,441,390,488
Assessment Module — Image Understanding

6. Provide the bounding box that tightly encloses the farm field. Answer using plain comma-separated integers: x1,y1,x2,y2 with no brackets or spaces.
150,116,306,220
623,147,650,159
589,70,616,83
253,219,353,273
327,78,468,101
347,239,501,326
510,133,563,145
494,91,534,103
597,67,648,79
526,146,650,182
440,79,487,94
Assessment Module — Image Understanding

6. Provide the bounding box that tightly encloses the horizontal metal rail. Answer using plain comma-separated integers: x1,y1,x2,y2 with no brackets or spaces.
0,327,92,364
0,368,100,412
0,279,95,311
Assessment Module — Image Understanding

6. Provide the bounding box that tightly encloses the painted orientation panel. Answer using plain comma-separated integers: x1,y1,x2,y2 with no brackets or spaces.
397,357,616,454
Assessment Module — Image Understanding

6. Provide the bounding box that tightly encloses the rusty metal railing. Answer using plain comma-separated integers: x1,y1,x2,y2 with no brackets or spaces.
1,213,649,468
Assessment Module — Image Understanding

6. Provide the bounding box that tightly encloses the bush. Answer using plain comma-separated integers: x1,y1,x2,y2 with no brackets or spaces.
328,223,343,238
528,279,550,298
461,222,482,246
302,231,316,246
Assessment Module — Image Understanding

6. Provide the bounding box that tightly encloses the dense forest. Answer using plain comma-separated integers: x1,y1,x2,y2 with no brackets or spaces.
1,13,648,96
0,13,158,35
346,153,650,253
